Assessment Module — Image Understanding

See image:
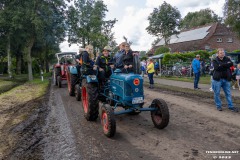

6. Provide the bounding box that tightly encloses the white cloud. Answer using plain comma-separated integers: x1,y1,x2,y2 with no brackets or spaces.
102,0,118,7
60,41,79,53
61,0,225,52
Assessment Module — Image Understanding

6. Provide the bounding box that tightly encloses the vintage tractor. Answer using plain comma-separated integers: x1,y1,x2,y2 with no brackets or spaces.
70,55,169,138
53,52,77,88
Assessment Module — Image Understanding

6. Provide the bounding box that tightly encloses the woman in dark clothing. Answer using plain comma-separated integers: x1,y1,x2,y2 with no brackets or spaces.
122,44,134,73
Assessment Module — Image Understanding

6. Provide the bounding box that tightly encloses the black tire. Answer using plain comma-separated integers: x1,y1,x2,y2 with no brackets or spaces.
54,67,61,86
101,103,116,138
57,76,62,88
75,84,81,101
133,55,141,74
81,79,99,121
69,74,78,96
150,98,169,129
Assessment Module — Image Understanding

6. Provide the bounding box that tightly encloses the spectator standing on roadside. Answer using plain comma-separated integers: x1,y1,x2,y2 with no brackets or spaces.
147,59,155,89
201,59,206,76
140,60,146,77
212,48,238,112
233,64,240,90
192,55,201,90
154,60,159,76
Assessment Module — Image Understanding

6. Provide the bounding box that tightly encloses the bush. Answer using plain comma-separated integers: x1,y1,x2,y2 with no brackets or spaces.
155,46,170,55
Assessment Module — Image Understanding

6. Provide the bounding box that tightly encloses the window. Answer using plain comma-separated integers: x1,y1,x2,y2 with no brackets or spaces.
227,38,233,43
217,38,222,43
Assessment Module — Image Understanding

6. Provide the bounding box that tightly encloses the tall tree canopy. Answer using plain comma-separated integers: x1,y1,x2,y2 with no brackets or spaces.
0,0,68,80
180,8,222,30
146,1,181,45
224,0,240,37
67,0,117,51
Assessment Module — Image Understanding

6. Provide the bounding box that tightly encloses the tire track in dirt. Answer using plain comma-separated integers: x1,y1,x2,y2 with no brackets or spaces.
43,85,81,160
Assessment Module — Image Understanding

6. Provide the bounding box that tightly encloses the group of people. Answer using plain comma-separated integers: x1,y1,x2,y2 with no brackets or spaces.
76,42,134,85
192,48,239,112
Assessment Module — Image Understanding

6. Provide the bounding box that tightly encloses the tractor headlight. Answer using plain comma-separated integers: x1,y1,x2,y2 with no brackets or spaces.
133,78,140,86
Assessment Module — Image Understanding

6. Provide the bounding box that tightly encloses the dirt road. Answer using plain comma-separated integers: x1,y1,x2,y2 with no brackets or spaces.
42,83,240,160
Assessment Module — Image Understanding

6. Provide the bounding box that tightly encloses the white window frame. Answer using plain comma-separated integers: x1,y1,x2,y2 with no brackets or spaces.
217,38,222,43
227,38,233,43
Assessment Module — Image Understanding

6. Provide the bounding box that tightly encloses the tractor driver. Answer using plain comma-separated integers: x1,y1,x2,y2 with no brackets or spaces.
94,46,114,85
81,45,95,75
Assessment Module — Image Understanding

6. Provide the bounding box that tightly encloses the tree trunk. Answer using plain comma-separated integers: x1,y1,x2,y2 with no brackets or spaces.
16,51,22,75
26,37,35,81
7,34,12,78
45,47,49,73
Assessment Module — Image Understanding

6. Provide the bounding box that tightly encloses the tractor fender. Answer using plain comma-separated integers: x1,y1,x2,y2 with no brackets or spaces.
68,66,78,74
86,75,98,83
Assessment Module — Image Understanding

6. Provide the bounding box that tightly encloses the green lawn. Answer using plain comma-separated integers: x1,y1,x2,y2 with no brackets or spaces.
157,75,211,84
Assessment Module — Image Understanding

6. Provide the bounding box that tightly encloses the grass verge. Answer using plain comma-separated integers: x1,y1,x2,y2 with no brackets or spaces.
156,75,211,84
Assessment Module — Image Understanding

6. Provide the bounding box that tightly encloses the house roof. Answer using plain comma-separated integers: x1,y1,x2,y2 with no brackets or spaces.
156,25,212,46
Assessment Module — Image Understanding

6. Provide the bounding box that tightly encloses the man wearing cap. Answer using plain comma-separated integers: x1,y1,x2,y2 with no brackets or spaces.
94,46,113,85
112,42,126,69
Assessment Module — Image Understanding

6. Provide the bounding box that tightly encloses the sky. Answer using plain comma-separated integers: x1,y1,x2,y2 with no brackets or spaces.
60,0,225,52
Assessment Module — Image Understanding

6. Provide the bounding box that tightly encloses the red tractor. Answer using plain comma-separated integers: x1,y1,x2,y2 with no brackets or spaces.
53,52,77,88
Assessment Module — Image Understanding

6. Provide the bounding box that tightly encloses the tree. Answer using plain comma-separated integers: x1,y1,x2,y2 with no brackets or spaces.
146,1,181,45
180,8,222,30
67,0,116,51
224,0,240,37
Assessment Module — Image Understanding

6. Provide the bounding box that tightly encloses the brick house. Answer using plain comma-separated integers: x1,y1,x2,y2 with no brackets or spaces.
154,23,240,53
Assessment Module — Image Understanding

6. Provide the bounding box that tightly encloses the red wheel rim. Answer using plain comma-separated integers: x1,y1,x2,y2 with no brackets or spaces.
82,87,88,113
101,111,109,133
153,105,162,124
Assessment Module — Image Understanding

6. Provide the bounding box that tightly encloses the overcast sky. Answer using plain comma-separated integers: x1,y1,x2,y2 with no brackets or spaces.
60,0,225,52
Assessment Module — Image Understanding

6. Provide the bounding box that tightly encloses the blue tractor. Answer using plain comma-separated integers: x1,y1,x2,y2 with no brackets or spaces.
68,56,169,138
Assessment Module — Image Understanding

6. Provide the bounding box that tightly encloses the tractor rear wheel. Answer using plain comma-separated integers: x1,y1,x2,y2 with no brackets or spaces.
75,84,81,101
101,103,116,138
81,79,99,121
68,74,78,96
150,98,169,129
54,68,61,86
57,75,62,88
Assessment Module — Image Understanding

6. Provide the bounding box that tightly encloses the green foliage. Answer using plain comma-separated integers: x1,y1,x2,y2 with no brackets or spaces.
139,51,146,58
232,49,240,53
162,50,212,64
146,1,181,45
67,0,116,50
224,0,240,37
155,46,170,55
180,8,221,30
140,56,148,61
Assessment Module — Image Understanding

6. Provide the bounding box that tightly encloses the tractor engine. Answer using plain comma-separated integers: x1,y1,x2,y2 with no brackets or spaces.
109,70,144,106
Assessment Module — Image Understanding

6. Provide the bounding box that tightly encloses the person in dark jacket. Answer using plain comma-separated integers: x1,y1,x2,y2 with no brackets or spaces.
112,42,126,69
94,46,113,84
122,43,133,73
81,45,95,75
212,48,238,112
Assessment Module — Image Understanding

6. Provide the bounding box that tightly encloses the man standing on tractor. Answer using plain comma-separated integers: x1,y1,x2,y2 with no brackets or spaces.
81,45,95,75
112,42,126,70
94,46,114,85
75,48,86,77
122,43,134,73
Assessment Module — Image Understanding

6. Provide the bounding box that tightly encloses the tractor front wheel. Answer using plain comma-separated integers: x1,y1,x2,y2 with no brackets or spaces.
68,74,78,96
101,104,116,138
150,98,169,129
81,79,99,121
